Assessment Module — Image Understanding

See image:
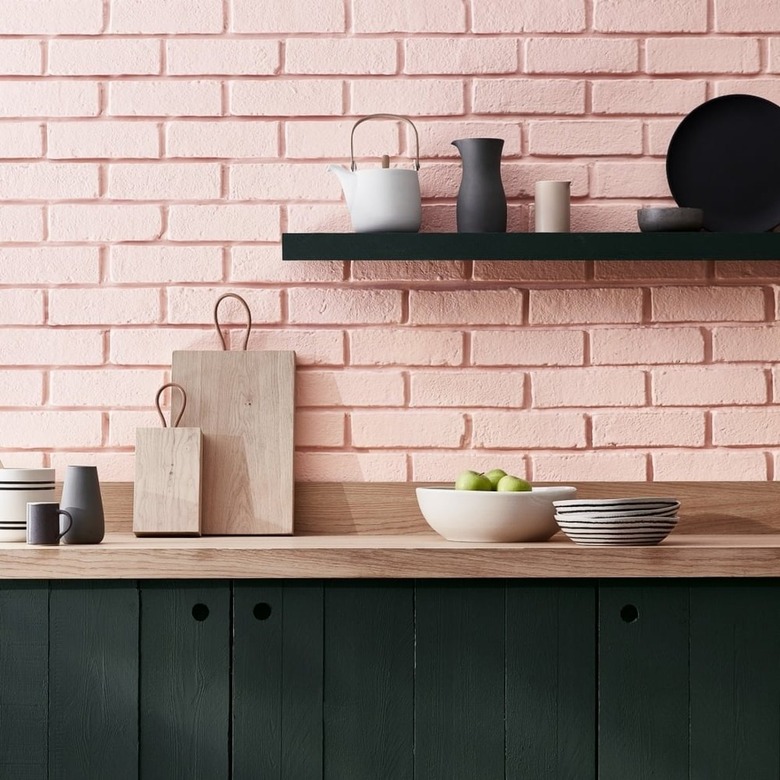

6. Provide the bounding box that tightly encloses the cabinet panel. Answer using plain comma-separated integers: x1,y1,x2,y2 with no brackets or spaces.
140,581,230,780
49,582,138,780
506,582,596,780
324,582,414,780
0,583,48,780
598,583,689,780
689,582,780,780
233,582,323,780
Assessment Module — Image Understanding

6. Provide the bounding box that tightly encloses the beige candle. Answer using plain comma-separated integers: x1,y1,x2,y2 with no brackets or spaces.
535,180,571,232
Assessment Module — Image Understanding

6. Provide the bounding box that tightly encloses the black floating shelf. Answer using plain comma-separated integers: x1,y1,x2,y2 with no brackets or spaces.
283,232,780,262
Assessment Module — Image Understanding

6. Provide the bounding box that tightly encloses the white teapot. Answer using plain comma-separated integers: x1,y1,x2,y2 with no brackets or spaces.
328,114,422,233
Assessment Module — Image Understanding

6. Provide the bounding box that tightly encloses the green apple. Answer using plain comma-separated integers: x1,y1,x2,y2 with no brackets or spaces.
455,470,493,491
483,468,507,490
496,475,532,492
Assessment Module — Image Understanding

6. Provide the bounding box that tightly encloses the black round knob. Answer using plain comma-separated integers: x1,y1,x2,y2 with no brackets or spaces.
620,604,639,623
253,602,272,621
192,603,209,621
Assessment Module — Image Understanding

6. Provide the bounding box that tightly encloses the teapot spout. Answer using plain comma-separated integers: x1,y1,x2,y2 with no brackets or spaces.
327,164,356,210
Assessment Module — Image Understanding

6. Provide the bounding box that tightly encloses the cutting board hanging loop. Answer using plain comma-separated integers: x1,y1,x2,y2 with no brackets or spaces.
213,293,252,352
155,382,187,428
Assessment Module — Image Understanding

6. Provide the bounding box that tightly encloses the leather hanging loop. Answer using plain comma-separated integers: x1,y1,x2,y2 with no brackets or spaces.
155,382,187,428
213,293,252,351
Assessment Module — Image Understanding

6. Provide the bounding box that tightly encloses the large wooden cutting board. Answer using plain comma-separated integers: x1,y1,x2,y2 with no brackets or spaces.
171,350,295,535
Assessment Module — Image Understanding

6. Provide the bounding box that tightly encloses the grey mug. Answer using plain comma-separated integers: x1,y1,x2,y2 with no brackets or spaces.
26,502,73,546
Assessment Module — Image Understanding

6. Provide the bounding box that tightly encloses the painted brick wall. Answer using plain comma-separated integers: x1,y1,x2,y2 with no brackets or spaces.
0,0,778,482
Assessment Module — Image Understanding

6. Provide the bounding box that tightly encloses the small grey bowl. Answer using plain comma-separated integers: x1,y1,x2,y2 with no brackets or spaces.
637,207,704,232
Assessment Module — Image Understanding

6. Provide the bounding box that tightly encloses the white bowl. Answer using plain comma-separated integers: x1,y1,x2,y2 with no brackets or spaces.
555,514,679,546
553,506,679,519
0,468,55,541
554,497,678,509
416,485,577,543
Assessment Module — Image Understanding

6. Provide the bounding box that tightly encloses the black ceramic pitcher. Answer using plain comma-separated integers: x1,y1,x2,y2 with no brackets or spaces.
60,465,105,544
452,137,507,233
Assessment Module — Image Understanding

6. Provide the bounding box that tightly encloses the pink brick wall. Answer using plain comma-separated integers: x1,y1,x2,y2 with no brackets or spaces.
0,0,777,481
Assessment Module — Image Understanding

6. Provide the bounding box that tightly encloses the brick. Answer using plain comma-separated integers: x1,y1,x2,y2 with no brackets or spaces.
229,163,341,201
0,123,42,158
231,81,342,117
49,205,162,242
713,326,780,362
108,162,220,200
647,37,760,74
594,260,707,282
351,261,467,282
287,204,352,234
109,246,223,284
411,371,523,408
595,0,706,32
474,79,584,114
49,39,160,76
528,120,642,155
652,366,767,406
0,40,41,75
569,205,640,232
48,121,160,159
110,328,223,365
0,247,99,285
167,287,281,325
533,452,647,481
716,0,780,31
297,371,404,407
530,288,641,325
592,327,705,365
652,286,765,323
473,0,585,32
295,411,345,448
646,120,680,156
352,79,463,116
472,330,584,366
167,204,279,242
231,246,344,284
717,261,780,280
593,410,705,447
0,411,102,448
288,289,403,325
410,290,523,326
295,452,407,482
50,453,137,482
527,38,637,73
593,80,706,115
0,0,103,33
0,206,44,242
412,453,529,482
0,290,43,325
0,81,98,118
231,0,345,32
0,451,45,469
405,38,517,74
286,120,400,159
166,121,278,159
0,162,98,199
111,0,223,33
472,411,586,448
352,411,464,447
714,80,780,105
108,410,160,447
0,371,43,406
110,81,221,117
713,409,780,446
49,289,160,325
411,121,521,158
474,260,588,283
354,0,466,32
350,329,463,367
50,369,165,408
244,330,344,366
592,162,671,198
167,39,278,75
287,39,396,75
0,329,103,366
771,40,780,72
653,451,767,481
533,367,646,407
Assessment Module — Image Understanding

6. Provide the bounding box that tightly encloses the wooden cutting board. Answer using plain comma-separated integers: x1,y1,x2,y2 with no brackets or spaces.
171,350,295,535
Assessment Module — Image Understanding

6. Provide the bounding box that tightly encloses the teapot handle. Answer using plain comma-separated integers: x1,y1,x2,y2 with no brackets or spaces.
350,114,420,172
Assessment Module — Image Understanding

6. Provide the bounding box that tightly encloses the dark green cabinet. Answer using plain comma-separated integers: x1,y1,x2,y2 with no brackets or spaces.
1,579,779,778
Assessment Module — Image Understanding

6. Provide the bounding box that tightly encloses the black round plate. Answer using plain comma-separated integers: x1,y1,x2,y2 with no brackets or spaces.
666,94,780,232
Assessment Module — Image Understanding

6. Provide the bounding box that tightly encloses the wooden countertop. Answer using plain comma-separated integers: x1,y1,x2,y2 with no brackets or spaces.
2,481,780,579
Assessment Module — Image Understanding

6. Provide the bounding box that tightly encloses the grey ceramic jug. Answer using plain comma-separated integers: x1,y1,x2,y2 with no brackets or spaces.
60,465,105,544
452,137,507,233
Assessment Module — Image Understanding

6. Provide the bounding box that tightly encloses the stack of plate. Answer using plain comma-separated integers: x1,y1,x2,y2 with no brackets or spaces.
552,497,680,547
0,468,56,542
